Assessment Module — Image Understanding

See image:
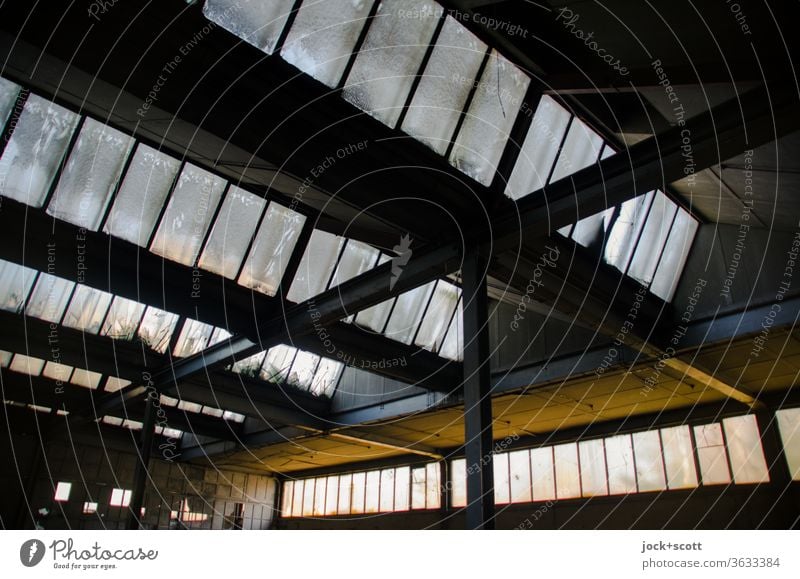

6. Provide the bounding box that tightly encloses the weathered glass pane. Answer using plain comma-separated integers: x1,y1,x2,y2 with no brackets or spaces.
415,281,459,351
650,209,698,302
70,368,103,389
723,415,769,484
605,434,637,494
508,449,532,503
287,350,320,390
137,306,179,354
394,466,410,511
310,358,343,397
172,319,215,358
25,273,75,323
694,423,732,485
379,468,395,512
661,425,698,489
604,192,654,273
101,297,146,341
384,280,435,344
493,452,511,504
9,354,46,376
579,439,608,497
62,285,113,334
530,447,556,501
0,260,37,313
776,408,800,480
628,191,678,285
554,442,580,499
549,117,603,182
286,230,344,303
203,0,293,55
261,345,297,383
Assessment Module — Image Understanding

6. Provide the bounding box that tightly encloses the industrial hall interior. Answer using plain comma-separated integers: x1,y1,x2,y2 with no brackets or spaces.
0,0,799,531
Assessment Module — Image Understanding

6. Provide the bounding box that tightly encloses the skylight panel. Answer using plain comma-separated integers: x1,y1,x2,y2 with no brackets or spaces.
232,351,267,377
0,94,80,207
329,239,379,287
415,280,459,351
343,0,443,128
137,306,180,354
261,345,297,383
173,319,215,358
0,77,21,127
383,280,435,344
649,209,698,302
402,16,487,155
208,327,232,347
150,164,226,266
0,350,12,367
198,185,267,279
287,350,320,390
103,144,181,247
310,358,343,397
627,192,678,285
0,260,37,313
239,202,306,297
438,296,462,361
549,117,604,182
203,0,294,55
222,410,245,423
100,296,146,341
570,208,614,249
104,376,132,393
449,50,530,186
281,0,375,88
178,400,203,413
25,273,75,323
354,254,394,332
46,117,134,230
604,192,654,273
286,230,345,303
70,368,103,389
42,361,74,383
9,354,46,376
62,285,113,334
505,95,571,200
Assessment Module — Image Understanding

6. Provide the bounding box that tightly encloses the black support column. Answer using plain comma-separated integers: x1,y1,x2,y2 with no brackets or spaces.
462,244,494,530
126,394,157,530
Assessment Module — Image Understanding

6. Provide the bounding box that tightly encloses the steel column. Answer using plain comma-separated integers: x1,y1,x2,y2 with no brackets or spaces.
126,395,157,530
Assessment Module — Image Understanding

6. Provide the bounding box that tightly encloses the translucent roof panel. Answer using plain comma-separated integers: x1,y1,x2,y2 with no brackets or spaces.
415,281,459,351
402,16,487,155
203,0,294,54
0,260,38,313
383,280,435,344
343,0,443,128
329,239,379,288
354,255,394,332
208,327,232,347
287,350,320,390
25,273,75,323
449,50,530,186
650,209,698,302
549,117,604,182
627,192,678,285
42,361,74,383
281,0,375,88
9,354,46,376
310,358,344,397
198,186,267,279
150,164,226,266
46,118,134,230
103,144,181,247
286,230,345,303
239,202,306,297
0,94,80,207
62,285,113,334
438,296,462,361
261,345,297,383
137,306,180,354
100,296,146,341
70,368,103,389
0,350,13,367
604,192,654,273
0,77,21,127
505,95,571,200
104,376,132,393
231,351,267,377
570,208,614,249
172,319,215,358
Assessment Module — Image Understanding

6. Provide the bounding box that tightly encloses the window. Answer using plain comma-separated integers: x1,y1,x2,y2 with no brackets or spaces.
109,488,132,507
203,0,294,55
776,407,800,480
82,502,98,515
723,415,769,484
54,482,72,502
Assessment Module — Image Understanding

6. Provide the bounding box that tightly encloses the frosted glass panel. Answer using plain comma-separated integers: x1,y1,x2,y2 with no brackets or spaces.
310,358,343,397
723,415,769,484
104,376,131,393
281,0,374,87
415,281,459,351
62,285,113,333
198,186,266,279
239,202,306,296
776,408,800,480
508,449,532,503
416,465,435,508
650,210,698,302
571,208,614,248
379,468,395,512
261,345,297,383
286,230,344,303
402,16,486,154
42,361,73,382
103,144,181,247
364,470,380,513
313,477,326,516
579,439,608,497
203,0,293,54
554,443,581,499
324,476,339,515
394,466,410,511
137,306,179,354
425,462,440,508
505,95,571,200
150,164,226,266
101,297,146,340
661,425,698,489
231,351,266,377
46,118,134,230
282,481,294,515
604,192,654,273
530,447,556,501
631,432,665,492
302,478,315,516
605,434,637,494
70,368,103,389
550,117,603,182
329,239,379,287
354,255,394,332
493,452,511,504
343,0,443,127
384,281,435,344
0,77,21,127
449,50,530,186
0,94,80,206
350,472,366,514
694,424,731,485
26,274,75,323
287,350,320,390
9,354,45,376
628,192,678,284
0,350,10,367
338,474,352,514
438,297,463,361
0,260,37,313
172,319,214,358
291,480,304,517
